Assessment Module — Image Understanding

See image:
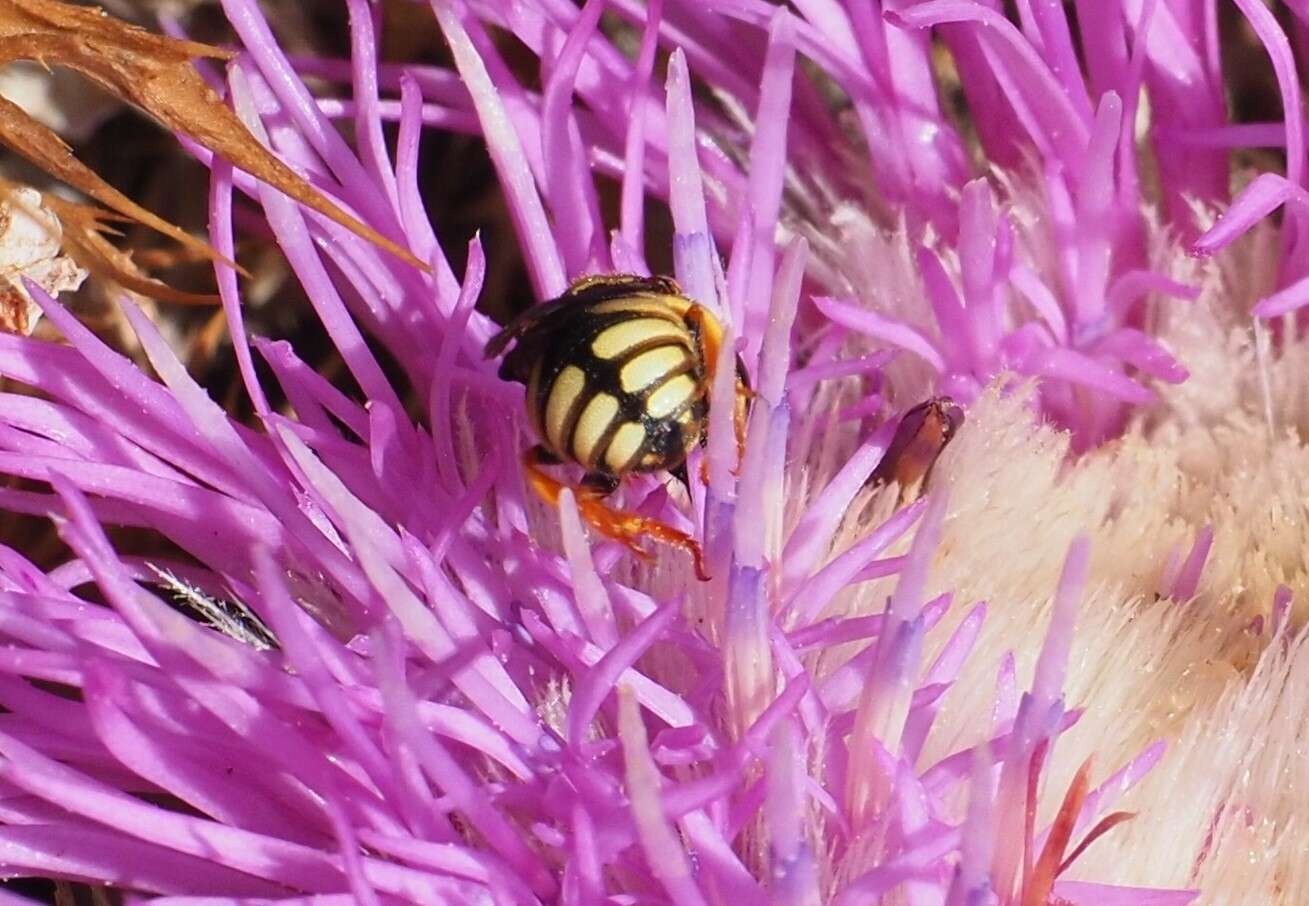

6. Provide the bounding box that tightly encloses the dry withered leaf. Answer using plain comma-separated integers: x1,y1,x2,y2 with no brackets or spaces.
36,189,219,305
0,0,426,275
0,90,228,269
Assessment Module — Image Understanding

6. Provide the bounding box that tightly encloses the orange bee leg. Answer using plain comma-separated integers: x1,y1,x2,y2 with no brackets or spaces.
523,447,710,580
732,382,756,475
701,384,756,484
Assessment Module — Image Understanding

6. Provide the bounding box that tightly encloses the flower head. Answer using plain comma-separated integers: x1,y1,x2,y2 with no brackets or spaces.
0,0,1304,904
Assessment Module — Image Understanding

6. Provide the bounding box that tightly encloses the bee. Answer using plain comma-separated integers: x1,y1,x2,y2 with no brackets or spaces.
868,397,963,503
485,274,750,579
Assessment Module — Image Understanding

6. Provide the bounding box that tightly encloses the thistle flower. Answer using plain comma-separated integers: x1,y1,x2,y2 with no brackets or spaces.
0,1,1305,904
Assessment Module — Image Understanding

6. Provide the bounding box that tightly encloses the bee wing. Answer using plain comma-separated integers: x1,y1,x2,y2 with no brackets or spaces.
566,273,682,303
483,295,578,360
484,274,686,361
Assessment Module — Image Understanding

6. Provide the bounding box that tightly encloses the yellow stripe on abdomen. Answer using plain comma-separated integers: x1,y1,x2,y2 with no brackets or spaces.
646,374,699,419
605,422,647,473
591,318,689,360
571,392,620,466
544,365,587,452
588,295,692,320
620,345,689,393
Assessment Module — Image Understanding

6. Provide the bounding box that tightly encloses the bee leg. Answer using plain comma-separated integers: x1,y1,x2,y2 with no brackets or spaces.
574,499,710,581
669,462,692,496
528,445,563,467
734,385,753,466
692,402,749,483
603,514,709,582
573,480,710,581
580,472,620,499
521,448,710,580
521,446,569,510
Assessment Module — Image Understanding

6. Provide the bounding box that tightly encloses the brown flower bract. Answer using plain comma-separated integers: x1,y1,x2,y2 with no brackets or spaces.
0,0,425,285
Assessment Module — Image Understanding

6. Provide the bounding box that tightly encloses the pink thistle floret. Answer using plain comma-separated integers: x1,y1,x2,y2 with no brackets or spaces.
2,0,1300,902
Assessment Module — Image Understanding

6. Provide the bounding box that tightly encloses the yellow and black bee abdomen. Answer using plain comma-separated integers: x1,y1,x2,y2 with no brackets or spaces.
487,276,710,477
486,274,749,578
526,303,705,475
